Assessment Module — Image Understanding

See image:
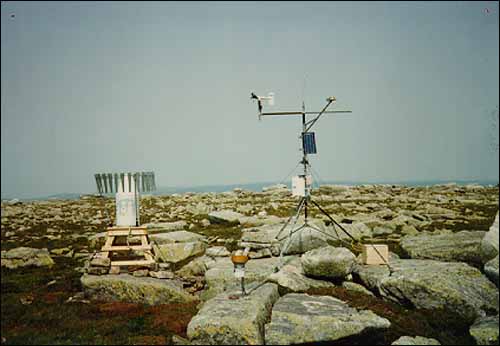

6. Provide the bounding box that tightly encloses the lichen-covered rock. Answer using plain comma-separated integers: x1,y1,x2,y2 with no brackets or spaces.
301,246,356,279
266,263,335,294
481,212,499,263
354,259,499,323
265,293,391,345
484,255,499,287
469,315,499,345
155,241,206,265
391,336,441,345
1,247,55,269
80,273,197,305
400,230,485,265
187,283,279,345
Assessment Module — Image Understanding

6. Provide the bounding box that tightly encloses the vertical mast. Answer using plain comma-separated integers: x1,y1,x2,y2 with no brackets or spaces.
302,101,308,222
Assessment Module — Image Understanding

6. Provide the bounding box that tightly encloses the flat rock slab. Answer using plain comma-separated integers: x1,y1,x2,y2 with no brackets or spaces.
187,283,279,345
265,293,391,345
400,230,486,265
354,259,499,323
80,274,197,306
469,315,499,345
1,247,55,269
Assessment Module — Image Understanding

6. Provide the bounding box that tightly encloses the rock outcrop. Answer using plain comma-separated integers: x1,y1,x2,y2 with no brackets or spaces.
80,274,197,305
264,293,391,345
187,283,279,345
354,259,499,323
400,230,485,265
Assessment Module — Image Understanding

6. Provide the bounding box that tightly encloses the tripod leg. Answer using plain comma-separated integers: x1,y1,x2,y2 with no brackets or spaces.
277,202,307,267
309,198,357,243
279,223,308,266
274,197,306,242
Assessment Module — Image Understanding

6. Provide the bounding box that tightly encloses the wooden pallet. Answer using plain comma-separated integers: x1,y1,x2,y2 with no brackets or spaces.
100,226,156,267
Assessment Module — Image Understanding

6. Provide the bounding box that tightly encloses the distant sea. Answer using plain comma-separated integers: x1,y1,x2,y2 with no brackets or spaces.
3,179,498,202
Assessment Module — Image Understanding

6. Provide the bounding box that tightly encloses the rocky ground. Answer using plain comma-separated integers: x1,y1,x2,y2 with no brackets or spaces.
1,183,499,345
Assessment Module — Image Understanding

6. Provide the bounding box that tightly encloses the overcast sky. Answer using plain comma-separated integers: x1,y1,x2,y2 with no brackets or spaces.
1,1,499,199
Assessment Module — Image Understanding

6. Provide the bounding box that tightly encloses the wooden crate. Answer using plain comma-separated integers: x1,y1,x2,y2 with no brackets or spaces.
361,244,389,265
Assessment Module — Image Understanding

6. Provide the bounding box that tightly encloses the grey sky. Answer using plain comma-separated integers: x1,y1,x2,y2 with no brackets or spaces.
1,1,498,199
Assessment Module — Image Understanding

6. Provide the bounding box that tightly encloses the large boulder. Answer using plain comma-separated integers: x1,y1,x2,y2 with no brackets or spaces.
481,212,499,263
391,336,441,345
187,283,279,345
80,274,197,305
154,241,206,266
400,230,486,265
469,315,499,345
266,261,335,294
264,293,391,345
354,259,499,323
301,246,356,279
1,247,54,269
484,255,499,287
150,231,208,267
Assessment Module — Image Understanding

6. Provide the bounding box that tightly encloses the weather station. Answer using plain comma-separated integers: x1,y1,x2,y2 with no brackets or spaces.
250,91,391,270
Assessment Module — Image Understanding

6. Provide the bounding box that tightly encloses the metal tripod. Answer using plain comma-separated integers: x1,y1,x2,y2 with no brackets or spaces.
270,102,357,267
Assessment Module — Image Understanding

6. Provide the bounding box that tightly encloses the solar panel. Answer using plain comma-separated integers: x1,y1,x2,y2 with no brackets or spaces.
303,132,317,154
